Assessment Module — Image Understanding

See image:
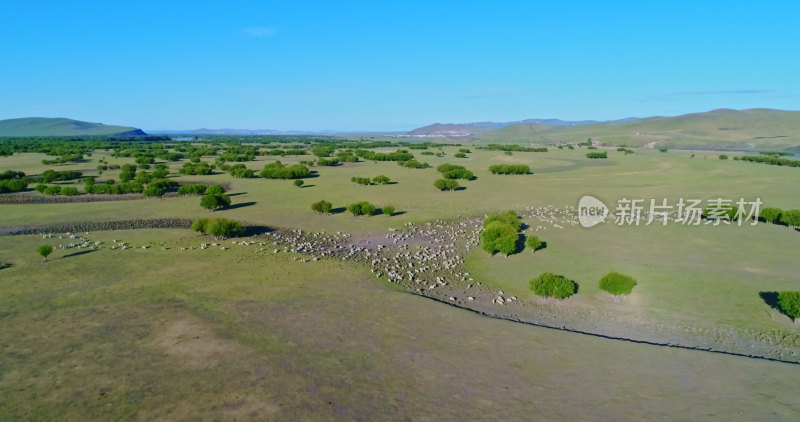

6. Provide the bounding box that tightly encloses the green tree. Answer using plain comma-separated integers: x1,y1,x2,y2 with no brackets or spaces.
434,179,459,191
718,154,729,160
311,200,333,213
481,221,518,255
294,179,304,188
598,272,638,296
205,184,226,195
382,205,395,216
777,291,800,322
37,244,53,262
372,175,390,184
759,207,782,224
525,235,542,251
530,272,576,299
201,192,231,211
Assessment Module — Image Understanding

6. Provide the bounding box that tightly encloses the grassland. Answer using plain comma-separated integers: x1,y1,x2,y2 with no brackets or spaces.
1,142,799,419
1,229,799,420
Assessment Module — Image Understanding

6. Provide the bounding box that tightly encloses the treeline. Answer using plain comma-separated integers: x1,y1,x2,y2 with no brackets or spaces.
737,155,800,167
478,144,548,152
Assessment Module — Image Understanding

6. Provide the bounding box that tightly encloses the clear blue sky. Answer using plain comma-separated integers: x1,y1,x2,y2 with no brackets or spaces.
1,1,798,131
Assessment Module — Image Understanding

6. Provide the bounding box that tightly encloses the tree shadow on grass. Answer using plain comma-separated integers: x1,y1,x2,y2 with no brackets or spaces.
330,207,347,215
759,291,780,310
387,211,406,217
454,186,467,191
0,263,10,270
61,249,97,259
300,184,315,188
226,201,256,210
228,192,247,197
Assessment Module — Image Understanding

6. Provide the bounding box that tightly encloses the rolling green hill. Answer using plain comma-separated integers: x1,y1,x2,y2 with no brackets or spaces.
0,117,146,137
479,109,800,151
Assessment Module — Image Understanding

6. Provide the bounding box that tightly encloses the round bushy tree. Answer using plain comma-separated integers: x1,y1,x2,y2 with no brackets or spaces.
598,272,638,296
530,272,576,299
382,205,395,216
311,200,333,213
294,179,304,188
37,244,53,262
780,210,800,228
525,235,542,251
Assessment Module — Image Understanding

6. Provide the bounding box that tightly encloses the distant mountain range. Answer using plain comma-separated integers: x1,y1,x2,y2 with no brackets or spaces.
406,118,636,136
0,117,146,137
2,109,798,151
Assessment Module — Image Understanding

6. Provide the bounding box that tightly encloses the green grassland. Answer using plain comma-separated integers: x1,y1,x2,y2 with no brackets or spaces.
1,230,798,420
2,142,800,419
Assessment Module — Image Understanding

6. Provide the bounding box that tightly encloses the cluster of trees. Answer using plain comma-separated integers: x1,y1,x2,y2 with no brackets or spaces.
200,184,231,210
478,144,548,152
180,162,214,175
738,155,800,167
228,163,254,178
617,147,634,154
397,159,430,169
34,184,79,196
356,149,414,162
311,145,335,157
480,211,523,255
218,145,257,162
351,175,391,185
191,217,245,239
598,272,638,296
260,161,310,179
586,152,608,159
0,170,28,193
316,158,340,166
348,201,377,216
335,151,359,162
265,148,307,156
434,179,460,191
437,164,474,180
41,169,82,183
488,164,530,174
530,272,577,299
760,207,800,228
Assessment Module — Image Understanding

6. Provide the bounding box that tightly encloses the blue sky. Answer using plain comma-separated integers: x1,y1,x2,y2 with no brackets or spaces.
1,1,798,131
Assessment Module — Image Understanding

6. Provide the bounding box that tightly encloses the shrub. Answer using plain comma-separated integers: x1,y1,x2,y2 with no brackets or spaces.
525,235,542,251
480,221,519,255
778,291,800,321
718,154,729,160
372,175,390,184
260,161,310,179
586,152,608,159
177,184,207,195
348,201,377,216
779,209,800,228
311,200,333,213
180,162,213,175
382,205,395,216
44,185,61,195
205,184,226,195
397,159,430,169
35,184,47,193
229,164,254,178
143,185,165,197
599,272,638,296
61,187,79,196
351,177,372,186
437,164,474,180
200,190,231,211
488,164,530,174
434,179,460,191
458,148,471,153
316,158,339,166
759,207,782,224
454,152,467,158
191,217,244,238
294,179,304,188
530,272,576,299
